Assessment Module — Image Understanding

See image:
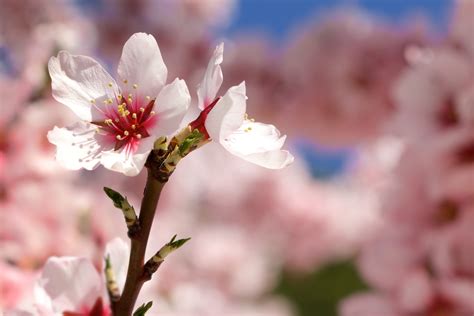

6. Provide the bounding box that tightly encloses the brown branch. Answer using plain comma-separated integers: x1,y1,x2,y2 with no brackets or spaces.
111,169,166,316
110,131,203,315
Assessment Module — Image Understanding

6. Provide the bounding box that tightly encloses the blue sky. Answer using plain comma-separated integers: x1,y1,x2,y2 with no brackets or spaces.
225,0,454,40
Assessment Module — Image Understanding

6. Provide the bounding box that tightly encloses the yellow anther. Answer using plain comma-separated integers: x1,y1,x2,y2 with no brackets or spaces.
132,84,138,89
139,107,145,112
136,134,142,139
107,98,113,104
117,103,131,117
132,113,137,119
124,131,129,136
150,111,155,115
117,94,122,100
90,99,96,104
131,124,136,130
145,96,151,100
116,135,122,140
108,82,113,87
128,98,133,103
128,94,132,98
123,79,128,84
103,100,108,105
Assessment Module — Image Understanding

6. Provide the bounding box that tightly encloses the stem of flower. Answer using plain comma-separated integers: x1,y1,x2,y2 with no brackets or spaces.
112,169,165,316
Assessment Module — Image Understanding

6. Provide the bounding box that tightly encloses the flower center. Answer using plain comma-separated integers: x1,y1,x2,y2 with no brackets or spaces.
91,90,157,152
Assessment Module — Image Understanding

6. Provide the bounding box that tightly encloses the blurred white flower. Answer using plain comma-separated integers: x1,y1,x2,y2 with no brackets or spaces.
47,33,191,176
9,238,128,316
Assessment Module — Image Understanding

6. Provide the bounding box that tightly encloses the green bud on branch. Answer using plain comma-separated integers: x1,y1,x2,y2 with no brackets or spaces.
159,129,205,177
104,255,120,301
153,136,169,159
142,235,190,280
147,127,209,183
178,129,204,156
155,234,191,262
103,187,139,236
133,301,153,316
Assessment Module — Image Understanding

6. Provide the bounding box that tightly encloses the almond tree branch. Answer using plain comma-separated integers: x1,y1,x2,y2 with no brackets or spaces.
112,169,165,316
110,131,203,316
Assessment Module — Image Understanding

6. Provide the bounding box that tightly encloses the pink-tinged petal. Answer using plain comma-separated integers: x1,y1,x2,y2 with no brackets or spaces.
197,43,224,110
397,270,434,313
34,257,102,313
221,121,294,169
104,238,129,293
117,33,167,99
237,149,294,169
100,136,155,176
205,82,247,142
152,78,191,136
438,278,474,312
339,293,401,316
48,51,118,122
47,122,104,171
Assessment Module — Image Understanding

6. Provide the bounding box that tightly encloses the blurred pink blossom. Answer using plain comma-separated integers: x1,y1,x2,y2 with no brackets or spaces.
278,12,424,145
342,2,474,314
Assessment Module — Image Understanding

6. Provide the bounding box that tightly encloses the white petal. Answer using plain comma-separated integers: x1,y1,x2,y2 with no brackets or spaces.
221,121,294,169
238,149,294,169
117,33,167,99
47,122,103,171
48,51,118,121
152,78,191,136
205,82,247,142
197,43,224,110
105,238,129,293
34,257,101,313
100,136,154,176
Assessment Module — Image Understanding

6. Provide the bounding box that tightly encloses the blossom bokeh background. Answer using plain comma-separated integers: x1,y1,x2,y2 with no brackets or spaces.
1,0,474,315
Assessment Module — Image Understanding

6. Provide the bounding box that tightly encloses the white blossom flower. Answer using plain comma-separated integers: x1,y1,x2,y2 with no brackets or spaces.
8,238,128,316
47,33,191,176
190,43,294,169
